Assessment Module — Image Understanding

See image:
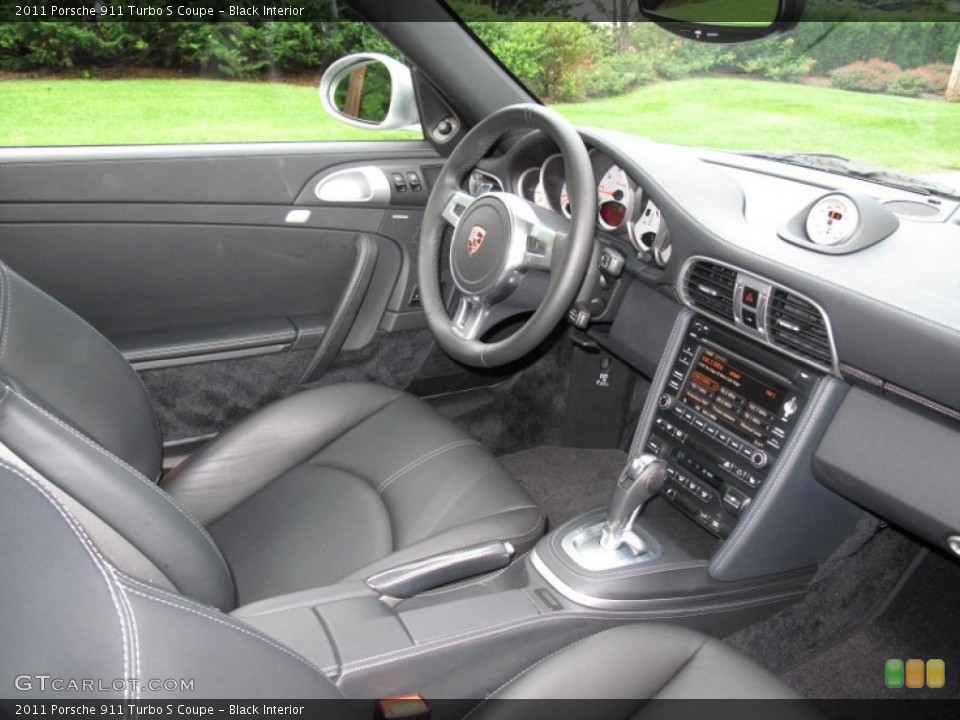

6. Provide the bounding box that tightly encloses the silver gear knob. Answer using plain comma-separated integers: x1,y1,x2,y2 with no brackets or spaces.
600,454,667,554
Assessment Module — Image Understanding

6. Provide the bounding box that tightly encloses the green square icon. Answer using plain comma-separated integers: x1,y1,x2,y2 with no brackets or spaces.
886,659,905,688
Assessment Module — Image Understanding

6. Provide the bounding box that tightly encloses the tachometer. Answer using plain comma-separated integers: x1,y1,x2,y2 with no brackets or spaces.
597,165,632,231
805,194,860,246
519,167,551,210
559,183,572,218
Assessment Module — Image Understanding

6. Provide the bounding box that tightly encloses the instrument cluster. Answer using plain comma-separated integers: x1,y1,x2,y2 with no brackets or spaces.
467,148,671,267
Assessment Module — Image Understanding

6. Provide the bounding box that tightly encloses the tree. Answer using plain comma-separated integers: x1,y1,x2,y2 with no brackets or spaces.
470,0,576,17
592,0,640,52
948,41,960,102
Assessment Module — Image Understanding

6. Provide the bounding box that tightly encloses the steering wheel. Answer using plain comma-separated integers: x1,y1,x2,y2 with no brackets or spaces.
418,104,597,368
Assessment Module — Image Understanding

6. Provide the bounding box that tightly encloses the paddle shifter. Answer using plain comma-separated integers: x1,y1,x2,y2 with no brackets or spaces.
600,454,668,555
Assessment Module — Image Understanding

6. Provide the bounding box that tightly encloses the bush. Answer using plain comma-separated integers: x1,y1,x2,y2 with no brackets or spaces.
733,37,817,81
829,59,903,93
578,52,656,99
909,63,952,94
887,69,931,97
471,21,604,101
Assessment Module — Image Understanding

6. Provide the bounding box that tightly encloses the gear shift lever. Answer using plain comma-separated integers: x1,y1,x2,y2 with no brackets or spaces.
600,454,667,555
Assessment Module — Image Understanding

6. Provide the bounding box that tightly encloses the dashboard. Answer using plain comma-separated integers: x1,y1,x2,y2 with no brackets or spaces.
465,126,960,560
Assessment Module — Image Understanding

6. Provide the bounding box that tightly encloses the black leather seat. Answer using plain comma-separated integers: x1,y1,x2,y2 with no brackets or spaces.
0,457,807,704
0,262,543,609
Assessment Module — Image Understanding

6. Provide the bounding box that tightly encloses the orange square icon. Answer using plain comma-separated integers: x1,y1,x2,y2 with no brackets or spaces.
905,659,925,688
927,659,945,689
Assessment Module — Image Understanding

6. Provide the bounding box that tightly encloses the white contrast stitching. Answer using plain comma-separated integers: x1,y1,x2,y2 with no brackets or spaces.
0,461,132,699
121,583,336,688
5,384,233,586
0,264,10,359
376,439,481,494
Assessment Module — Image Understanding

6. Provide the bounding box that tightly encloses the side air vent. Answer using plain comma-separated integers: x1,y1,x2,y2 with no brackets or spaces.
767,289,833,367
684,261,736,321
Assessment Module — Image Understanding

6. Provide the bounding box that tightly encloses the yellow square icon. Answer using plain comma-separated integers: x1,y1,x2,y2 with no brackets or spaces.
905,659,925,688
927,659,945,689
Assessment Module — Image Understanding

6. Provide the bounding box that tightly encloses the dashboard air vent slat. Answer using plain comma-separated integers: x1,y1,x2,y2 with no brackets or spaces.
684,261,736,321
767,289,832,367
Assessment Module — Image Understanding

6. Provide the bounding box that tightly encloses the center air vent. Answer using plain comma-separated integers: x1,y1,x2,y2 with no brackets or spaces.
678,257,838,374
767,289,833,367
684,261,736,321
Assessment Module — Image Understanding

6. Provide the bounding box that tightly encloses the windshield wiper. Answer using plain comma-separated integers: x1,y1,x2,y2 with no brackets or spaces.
737,151,960,200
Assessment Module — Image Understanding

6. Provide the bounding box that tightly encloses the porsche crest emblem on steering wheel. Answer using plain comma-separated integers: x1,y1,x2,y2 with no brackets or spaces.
467,226,487,256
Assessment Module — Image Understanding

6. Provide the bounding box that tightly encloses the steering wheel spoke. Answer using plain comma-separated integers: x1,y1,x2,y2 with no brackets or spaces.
451,295,495,341
516,220,564,273
441,190,478,229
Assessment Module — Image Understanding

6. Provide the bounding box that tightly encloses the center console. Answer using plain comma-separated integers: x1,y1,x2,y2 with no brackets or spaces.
237,305,865,702
646,317,817,539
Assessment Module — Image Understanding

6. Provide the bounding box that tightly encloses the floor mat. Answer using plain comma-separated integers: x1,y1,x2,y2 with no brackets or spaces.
451,337,573,456
784,549,960,699
499,446,627,529
727,525,921,676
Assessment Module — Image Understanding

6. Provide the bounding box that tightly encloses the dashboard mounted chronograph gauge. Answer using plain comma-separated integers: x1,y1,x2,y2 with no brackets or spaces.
805,194,860,246
779,191,899,255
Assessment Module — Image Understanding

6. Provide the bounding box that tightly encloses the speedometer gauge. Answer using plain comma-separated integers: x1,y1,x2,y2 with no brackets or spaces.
805,194,860,246
597,166,631,230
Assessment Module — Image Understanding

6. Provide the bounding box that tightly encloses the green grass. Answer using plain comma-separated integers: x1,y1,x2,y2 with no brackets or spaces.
556,77,960,175
0,78,418,145
1,75,958,175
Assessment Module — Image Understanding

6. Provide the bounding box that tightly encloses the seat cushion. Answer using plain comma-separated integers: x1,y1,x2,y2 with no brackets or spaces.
162,382,544,606
474,624,814,717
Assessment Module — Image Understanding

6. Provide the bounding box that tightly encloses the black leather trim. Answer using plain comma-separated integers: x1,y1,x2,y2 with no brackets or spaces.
300,234,380,384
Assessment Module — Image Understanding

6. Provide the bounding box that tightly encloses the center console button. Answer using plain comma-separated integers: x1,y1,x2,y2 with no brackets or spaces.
658,394,674,410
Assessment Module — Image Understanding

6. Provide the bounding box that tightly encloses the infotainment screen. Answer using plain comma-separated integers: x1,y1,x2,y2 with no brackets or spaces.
679,347,785,447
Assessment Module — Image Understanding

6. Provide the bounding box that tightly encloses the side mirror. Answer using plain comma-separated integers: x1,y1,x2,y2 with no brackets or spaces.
319,53,420,132
637,0,805,43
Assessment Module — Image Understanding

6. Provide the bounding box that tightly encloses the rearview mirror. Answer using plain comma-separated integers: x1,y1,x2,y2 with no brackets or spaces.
638,0,805,43
319,53,420,132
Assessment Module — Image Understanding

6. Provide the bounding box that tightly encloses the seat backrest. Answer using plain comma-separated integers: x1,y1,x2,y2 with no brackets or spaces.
0,262,234,609
0,461,344,700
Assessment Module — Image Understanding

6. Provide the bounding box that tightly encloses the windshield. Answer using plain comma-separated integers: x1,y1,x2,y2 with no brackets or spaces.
459,8,960,196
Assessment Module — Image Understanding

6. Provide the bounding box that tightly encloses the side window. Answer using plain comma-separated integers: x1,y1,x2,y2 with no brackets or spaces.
0,14,422,146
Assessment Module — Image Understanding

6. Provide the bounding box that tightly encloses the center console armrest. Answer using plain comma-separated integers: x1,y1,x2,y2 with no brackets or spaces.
366,540,515,598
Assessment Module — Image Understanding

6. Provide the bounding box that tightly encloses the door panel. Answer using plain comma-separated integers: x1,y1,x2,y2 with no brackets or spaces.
0,142,439,352
0,141,525,449
0,142,442,442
